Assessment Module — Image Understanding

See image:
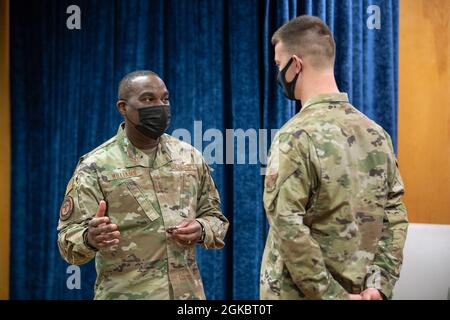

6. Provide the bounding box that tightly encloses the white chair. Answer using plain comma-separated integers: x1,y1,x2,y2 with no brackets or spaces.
393,223,450,300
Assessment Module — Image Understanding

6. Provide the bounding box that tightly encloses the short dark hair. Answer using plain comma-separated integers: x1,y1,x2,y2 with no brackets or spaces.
118,70,158,100
272,15,335,69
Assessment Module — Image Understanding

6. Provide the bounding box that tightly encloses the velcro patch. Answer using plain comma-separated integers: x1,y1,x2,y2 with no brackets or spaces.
171,163,198,172
105,169,140,181
65,176,74,195
59,196,74,221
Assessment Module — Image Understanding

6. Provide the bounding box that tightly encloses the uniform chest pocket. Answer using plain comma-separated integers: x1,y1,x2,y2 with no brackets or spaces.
125,181,160,222
101,179,160,231
179,171,198,217
152,167,198,220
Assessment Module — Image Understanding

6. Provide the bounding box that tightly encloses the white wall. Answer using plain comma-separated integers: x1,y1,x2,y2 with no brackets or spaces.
393,223,450,300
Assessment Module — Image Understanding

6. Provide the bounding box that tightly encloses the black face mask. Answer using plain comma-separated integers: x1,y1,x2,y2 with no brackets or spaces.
277,57,300,100
127,105,171,139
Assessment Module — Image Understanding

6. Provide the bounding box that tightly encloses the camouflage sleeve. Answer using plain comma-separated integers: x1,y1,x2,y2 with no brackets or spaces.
195,157,229,249
364,133,409,299
269,133,349,300
57,161,104,265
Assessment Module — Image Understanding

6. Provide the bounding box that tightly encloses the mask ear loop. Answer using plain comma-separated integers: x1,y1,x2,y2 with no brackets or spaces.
121,100,140,127
290,69,300,85
125,114,140,128
288,57,302,103
280,57,295,75
281,57,301,84
291,55,302,79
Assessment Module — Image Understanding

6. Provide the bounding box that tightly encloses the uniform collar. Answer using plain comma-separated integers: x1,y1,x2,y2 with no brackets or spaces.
116,123,173,169
301,92,349,111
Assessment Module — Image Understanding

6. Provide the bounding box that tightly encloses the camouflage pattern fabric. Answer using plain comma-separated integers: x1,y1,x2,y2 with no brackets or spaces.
260,93,408,300
57,123,229,300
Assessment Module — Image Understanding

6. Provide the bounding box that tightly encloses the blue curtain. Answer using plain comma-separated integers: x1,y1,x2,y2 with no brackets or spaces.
10,0,398,299
302,0,399,150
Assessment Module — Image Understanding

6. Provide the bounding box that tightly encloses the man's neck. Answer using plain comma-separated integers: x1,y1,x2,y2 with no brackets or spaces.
298,70,340,105
125,123,159,150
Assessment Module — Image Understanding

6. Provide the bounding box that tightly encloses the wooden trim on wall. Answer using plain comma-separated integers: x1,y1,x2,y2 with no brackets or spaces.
0,0,10,300
398,0,450,224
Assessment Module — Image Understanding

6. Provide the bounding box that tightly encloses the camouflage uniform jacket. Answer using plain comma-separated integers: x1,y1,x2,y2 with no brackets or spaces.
57,123,229,300
260,93,408,300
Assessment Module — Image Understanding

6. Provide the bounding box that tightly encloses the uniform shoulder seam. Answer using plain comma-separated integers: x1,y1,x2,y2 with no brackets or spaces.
79,135,117,164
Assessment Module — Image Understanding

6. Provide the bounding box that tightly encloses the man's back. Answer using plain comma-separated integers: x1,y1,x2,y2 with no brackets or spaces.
261,93,408,299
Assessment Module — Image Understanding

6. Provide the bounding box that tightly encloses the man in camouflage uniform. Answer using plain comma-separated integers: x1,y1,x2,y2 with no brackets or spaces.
260,16,408,300
57,70,229,300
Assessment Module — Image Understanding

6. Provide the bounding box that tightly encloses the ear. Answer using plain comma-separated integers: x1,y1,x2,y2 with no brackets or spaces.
292,55,303,73
117,100,127,116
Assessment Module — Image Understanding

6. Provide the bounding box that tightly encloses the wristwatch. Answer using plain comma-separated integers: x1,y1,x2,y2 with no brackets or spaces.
196,220,206,243
83,228,98,252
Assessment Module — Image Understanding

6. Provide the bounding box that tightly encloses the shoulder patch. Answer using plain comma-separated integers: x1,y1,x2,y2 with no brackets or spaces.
65,176,74,195
59,196,74,221
265,172,278,189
